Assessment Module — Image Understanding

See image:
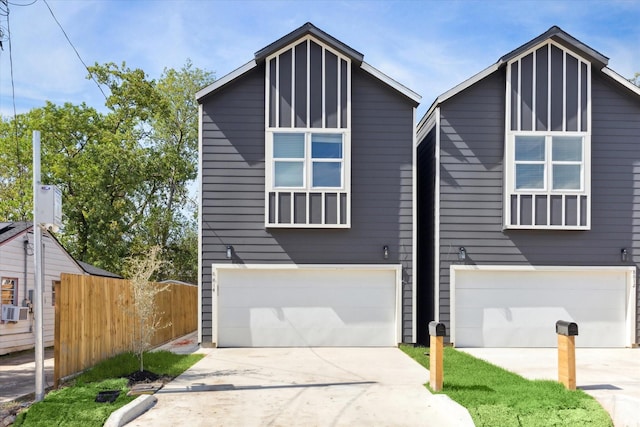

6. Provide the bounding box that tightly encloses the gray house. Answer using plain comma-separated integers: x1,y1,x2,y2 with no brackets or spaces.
417,26,640,348
197,23,420,347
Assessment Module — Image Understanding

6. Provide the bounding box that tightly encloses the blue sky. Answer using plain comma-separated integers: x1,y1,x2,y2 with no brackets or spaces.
1,0,639,121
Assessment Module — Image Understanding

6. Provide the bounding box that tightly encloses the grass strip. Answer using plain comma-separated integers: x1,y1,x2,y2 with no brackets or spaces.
14,350,204,427
401,345,612,427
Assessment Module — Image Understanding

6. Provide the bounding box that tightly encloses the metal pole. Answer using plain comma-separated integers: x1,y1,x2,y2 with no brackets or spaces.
33,130,45,402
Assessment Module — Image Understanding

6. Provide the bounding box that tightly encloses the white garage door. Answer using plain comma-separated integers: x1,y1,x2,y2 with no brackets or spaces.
214,266,399,347
452,267,635,348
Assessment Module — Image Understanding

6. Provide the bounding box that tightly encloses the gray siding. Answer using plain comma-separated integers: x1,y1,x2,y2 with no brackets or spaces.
200,65,415,343
435,68,640,343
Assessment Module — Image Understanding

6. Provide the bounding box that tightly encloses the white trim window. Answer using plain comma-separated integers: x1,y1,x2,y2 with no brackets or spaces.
1,277,18,306
273,132,345,189
514,134,585,191
265,35,351,227
505,40,591,229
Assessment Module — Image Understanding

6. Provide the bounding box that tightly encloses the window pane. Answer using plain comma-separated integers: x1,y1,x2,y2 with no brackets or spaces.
552,137,582,161
312,134,342,159
1,278,16,305
516,164,544,189
313,162,341,187
553,165,581,190
275,162,303,187
515,136,545,161
274,133,304,158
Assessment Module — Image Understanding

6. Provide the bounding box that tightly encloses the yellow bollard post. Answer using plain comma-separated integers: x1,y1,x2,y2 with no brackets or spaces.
428,321,446,391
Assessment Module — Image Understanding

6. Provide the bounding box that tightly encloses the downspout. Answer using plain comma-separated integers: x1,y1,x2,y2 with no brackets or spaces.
23,237,28,306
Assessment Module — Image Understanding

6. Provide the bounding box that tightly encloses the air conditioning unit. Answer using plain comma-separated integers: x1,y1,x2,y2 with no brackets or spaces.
1,305,29,322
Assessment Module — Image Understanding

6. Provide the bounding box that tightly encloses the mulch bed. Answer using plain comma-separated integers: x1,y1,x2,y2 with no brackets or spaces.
125,370,173,386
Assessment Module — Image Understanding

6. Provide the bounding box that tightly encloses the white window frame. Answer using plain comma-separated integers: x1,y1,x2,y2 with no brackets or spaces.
264,34,352,228
1,277,18,306
511,132,587,193
270,130,347,191
504,40,591,230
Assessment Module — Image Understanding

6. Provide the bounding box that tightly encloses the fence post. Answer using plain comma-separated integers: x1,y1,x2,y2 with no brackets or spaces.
428,321,446,391
556,320,578,390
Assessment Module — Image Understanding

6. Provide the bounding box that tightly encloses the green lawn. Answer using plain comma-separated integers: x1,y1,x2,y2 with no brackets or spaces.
14,351,204,427
401,345,612,427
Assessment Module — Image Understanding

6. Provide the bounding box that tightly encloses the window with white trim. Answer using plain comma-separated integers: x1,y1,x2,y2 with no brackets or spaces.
273,132,344,189
265,36,351,227
1,277,17,306
505,40,591,229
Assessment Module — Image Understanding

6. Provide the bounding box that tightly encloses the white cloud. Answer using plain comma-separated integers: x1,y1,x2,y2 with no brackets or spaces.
1,0,639,119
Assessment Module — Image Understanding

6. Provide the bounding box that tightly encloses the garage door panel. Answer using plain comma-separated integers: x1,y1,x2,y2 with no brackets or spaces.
216,267,398,347
458,289,625,311
454,268,631,348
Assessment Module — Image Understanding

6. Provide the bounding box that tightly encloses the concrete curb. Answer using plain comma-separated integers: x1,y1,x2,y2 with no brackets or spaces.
104,395,157,427
431,394,475,427
597,394,640,427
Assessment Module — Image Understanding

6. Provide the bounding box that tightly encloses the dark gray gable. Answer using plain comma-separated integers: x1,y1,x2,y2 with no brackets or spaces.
418,25,633,137
197,23,419,105
254,22,364,65
498,26,609,69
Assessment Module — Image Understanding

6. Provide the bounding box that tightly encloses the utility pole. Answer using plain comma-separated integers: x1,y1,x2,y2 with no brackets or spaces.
33,130,45,402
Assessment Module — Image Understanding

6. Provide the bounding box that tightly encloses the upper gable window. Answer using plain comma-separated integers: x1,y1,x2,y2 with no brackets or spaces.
265,37,351,228
504,41,591,230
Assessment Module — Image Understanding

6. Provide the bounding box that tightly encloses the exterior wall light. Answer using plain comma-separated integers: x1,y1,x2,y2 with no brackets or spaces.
458,247,466,261
383,245,389,260
621,248,628,262
226,245,233,259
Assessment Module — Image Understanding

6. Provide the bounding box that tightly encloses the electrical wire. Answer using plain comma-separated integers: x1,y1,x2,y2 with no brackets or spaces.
42,0,108,101
3,0,29,222
8,0,37,6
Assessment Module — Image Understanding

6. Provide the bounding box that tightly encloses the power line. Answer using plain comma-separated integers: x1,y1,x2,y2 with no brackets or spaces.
42,0,108,101
8,0,37,6
3,0,29,221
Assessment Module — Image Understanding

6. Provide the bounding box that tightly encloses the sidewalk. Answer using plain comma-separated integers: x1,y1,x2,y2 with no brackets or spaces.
0,348,55,403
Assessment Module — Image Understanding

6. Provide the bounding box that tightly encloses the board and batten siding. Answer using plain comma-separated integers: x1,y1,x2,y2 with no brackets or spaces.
0,232,83,355
200,65,415,343
435,68,640,344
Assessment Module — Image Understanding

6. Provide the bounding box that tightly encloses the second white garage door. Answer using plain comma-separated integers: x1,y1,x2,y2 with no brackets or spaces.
213,265,400,347
451,266,636,348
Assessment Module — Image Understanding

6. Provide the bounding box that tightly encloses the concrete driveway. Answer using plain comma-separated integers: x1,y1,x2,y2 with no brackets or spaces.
461,348,640,427
128,347,472,427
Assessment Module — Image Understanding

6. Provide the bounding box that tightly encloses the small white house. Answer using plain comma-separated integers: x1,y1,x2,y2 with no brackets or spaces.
0,222,118,355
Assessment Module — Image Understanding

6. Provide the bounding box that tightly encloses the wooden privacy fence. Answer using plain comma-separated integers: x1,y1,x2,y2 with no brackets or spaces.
54,273,197,385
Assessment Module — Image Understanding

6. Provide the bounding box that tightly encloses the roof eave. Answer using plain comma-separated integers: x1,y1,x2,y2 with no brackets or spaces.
360,62,421,105
196,60,257,102
417,62,500,132
601,67,640,97
254,22,364,65
498,26,609,69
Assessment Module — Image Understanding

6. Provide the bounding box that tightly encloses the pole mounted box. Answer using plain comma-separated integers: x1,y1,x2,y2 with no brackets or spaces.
36,185,62,232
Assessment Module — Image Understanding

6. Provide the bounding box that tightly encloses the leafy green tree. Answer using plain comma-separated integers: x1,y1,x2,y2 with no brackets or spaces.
0,60,213,281
631,72,640,87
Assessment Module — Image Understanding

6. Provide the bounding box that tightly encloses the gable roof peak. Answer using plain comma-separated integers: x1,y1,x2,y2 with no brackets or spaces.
254,22,364,65
498,25,609,69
